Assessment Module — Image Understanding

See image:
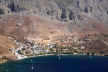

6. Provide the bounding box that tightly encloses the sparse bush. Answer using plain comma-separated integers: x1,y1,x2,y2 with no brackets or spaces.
0,8,4,14
84,7,88,13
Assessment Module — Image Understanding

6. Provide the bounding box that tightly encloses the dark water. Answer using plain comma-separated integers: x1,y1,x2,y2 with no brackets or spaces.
0,55,108,72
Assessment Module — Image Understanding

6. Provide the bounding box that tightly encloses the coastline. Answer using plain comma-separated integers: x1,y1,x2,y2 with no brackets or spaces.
0,54,106,64
17,54,55,60
17,53,104,61
0,60,7,64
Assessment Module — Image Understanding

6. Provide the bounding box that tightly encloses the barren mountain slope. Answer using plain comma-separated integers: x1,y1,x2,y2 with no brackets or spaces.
0,0,108,61
0,14,108,44
0,35,17,63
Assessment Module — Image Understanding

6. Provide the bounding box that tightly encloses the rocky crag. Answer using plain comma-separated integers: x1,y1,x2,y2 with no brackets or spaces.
0,0,108,21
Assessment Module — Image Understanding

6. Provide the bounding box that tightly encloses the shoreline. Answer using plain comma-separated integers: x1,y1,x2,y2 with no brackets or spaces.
17,53,105,60
17,54,55,60
0,54,106,64
0,60,8,64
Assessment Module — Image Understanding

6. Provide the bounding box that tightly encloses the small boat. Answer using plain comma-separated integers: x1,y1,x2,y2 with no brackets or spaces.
58,56,61,60
58,54,62,60
30,60,34,70
31,66,34,70
6,69,9,72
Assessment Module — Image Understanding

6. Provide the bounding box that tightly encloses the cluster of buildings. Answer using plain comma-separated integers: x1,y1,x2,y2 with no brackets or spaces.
8,38,58,59
8,34,104,59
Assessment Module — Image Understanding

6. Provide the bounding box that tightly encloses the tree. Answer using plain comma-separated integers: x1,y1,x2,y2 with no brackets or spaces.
18,50,22,55
49,48,54,54
84,7,88,13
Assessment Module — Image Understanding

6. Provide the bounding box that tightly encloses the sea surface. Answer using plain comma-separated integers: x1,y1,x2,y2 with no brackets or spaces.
0,55,108,72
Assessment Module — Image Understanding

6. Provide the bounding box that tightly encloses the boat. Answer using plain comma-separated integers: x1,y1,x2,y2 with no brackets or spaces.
31,66,34,70
30,60,34,70
6,69,9,72
58,56,61,60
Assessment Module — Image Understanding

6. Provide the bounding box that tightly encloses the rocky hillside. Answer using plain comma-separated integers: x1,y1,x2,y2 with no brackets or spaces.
0,0,108,61
0,35,17,63
0,0,108,21
0,0,108,43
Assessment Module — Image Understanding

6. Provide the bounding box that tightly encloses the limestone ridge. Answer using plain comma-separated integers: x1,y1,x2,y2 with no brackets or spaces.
0,0,108,22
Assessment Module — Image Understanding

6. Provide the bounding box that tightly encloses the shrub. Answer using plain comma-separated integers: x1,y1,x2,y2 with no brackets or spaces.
0,8,4,14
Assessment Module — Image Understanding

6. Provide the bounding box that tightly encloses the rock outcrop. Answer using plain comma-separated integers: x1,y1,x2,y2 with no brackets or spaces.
0,0,108,21
0,1,107,27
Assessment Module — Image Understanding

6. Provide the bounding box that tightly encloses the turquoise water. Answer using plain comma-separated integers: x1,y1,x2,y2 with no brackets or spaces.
0,55,108,72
